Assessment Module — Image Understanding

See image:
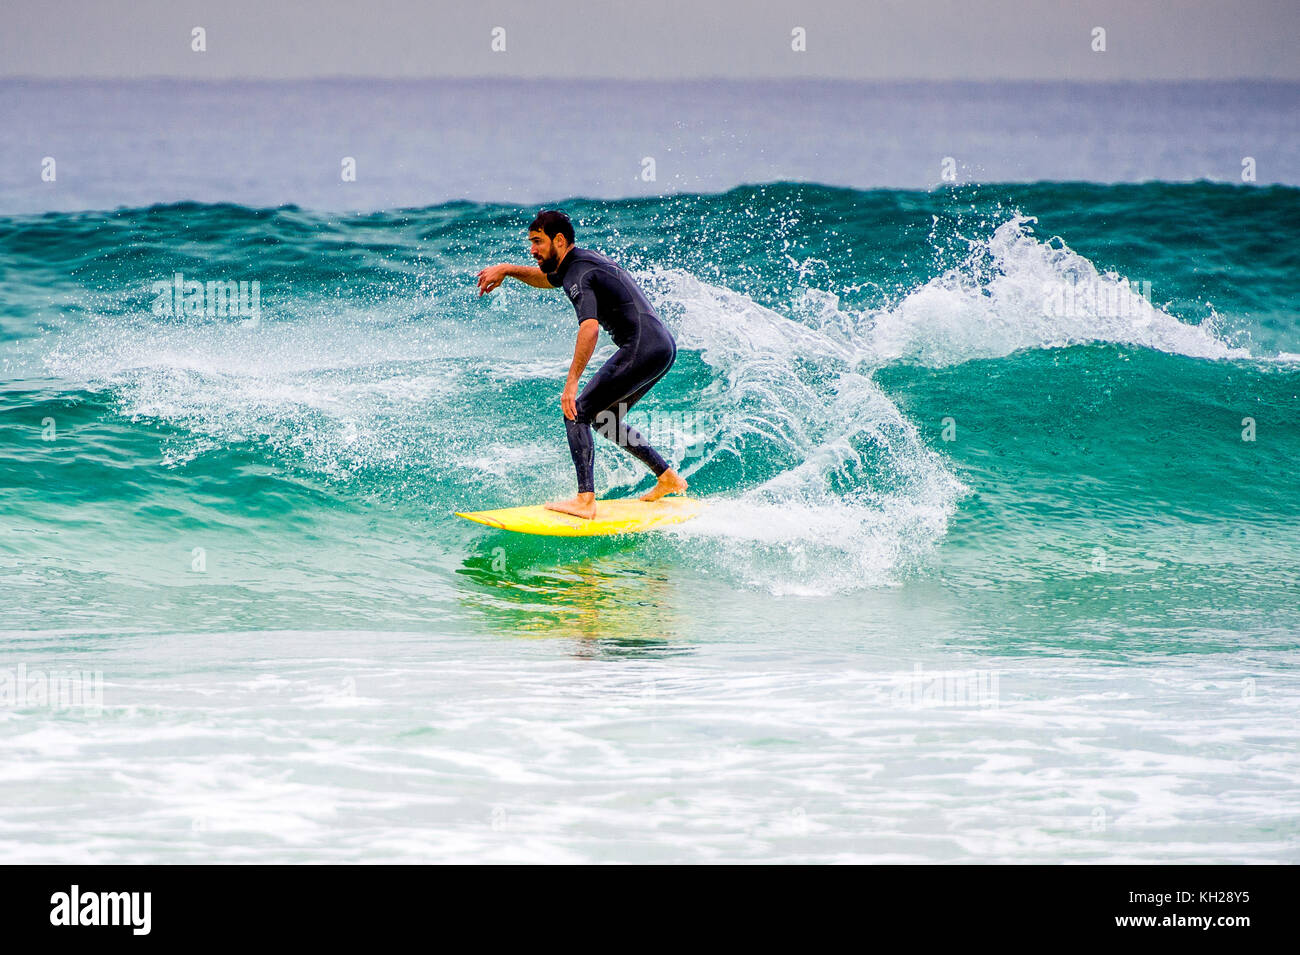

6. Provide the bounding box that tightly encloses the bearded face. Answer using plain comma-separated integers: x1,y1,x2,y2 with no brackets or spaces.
530,231,562,272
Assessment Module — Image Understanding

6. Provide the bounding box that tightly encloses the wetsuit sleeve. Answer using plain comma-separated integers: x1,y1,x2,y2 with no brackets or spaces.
569,270,599,323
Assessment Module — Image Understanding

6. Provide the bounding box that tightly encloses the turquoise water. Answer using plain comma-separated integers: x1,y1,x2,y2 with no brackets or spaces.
2,181,1299,862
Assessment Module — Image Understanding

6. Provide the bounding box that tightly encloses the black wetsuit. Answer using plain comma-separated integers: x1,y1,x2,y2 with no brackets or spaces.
547,247,677,494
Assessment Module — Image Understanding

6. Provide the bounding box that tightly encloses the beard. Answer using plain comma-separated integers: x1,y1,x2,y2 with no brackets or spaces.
535,250,559,272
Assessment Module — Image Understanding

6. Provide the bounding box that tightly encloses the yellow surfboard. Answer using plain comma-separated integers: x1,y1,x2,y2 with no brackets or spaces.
455,497,703,537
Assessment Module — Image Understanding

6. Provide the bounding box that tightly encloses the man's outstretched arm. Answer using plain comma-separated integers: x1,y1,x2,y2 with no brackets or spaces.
476,264,552,295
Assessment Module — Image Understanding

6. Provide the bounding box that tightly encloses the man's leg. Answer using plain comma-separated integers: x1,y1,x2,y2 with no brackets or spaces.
546,352,631,518
592,361,688,502
592,374,670,474
547,344,682,517
616,393,689,500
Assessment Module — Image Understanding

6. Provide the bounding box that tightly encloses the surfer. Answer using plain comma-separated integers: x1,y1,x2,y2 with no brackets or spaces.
476,210,688,520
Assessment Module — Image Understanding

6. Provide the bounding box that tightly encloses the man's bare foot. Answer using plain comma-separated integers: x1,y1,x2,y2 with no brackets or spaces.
545,492,597,520
640,469,688,502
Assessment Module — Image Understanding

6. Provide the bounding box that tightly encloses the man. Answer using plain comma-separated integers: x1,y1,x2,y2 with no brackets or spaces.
476,210,688,519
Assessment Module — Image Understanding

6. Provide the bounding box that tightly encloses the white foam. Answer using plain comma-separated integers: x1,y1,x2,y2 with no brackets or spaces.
637,212,1272,592
860,215,1251,367
644,269,967,593
43,304,477,477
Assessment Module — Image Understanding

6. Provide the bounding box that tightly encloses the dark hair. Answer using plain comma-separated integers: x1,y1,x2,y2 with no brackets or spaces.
529,209,575,245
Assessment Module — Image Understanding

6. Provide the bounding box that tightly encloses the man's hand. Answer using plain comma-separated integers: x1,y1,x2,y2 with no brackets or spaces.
476,264,553,295
561,379,579,421
476,264,509,296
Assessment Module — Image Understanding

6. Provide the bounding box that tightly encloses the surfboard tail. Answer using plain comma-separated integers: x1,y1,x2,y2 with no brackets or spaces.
453,497,703,536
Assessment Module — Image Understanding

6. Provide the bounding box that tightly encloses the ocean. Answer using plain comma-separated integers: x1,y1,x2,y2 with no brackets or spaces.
1,79,1298,863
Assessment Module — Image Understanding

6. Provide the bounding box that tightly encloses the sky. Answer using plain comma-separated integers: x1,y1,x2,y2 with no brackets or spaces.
2,0,1297,81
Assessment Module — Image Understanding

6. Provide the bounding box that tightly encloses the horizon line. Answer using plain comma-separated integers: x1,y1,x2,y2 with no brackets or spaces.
5,74,1299,85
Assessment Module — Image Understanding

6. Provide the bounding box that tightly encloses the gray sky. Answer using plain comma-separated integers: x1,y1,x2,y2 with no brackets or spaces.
3,0,1298,81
